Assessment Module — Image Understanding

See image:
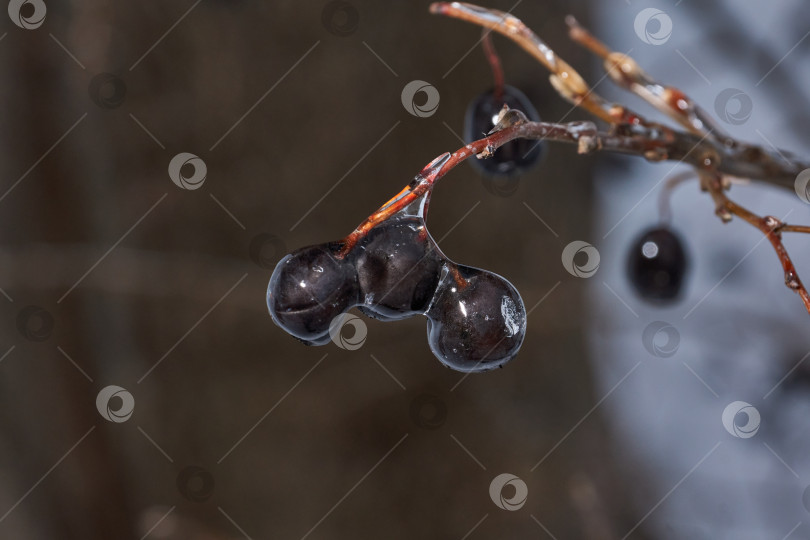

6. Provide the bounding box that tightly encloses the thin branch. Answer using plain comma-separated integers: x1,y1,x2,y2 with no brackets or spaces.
566,15,725,139
414,2,810,318
429,1,616,123
780,224,810,234
342,110,810,254
702,172,810,313
658,171,696,226
430,2,809,191
481,30,505,102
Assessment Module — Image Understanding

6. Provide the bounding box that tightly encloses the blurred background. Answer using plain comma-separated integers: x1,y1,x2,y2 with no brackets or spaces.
0,0,808,538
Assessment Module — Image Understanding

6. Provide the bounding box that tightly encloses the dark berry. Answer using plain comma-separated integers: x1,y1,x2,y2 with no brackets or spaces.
426,264,526,372
464,85,544,177
628,227,688,301
267,243,359,343
355,216,443,320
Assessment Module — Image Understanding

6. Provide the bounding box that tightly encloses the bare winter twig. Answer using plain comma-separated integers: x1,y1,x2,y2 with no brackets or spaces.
419,2,810,316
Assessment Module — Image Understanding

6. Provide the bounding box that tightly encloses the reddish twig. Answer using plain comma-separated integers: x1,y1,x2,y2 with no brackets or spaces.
429,2,809,190
339,113,598,255
702,172,810,313
565,15,725,139
481,30,505,101
429,1,618,123
340,3,810,317
427,2,810,317
341,108,810,252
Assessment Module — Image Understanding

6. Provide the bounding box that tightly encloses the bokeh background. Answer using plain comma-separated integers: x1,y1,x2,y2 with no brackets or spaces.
1,1,809,539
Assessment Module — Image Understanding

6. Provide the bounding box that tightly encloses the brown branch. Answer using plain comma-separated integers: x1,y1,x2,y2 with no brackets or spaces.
342,109,810,256
429,2,809,192
429,1,617,123
351,2,810,319
339,116,596,254
485,116,803,189
702,172,810,313
780,224,810,234
565,15,725,139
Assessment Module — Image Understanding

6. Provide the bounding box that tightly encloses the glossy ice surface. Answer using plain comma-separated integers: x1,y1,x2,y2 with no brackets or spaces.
267,243,359,344
426,264,527,372
267,170,527,371
356,216,443,320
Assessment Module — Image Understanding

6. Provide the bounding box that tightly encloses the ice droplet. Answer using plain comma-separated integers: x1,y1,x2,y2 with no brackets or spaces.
501,296,522,337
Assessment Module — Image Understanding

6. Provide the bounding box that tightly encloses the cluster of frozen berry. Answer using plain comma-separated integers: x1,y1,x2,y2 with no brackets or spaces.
267,193,526,373
265,85,552,372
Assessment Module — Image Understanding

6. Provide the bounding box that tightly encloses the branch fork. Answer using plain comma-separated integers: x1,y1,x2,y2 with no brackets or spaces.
346,3,810,317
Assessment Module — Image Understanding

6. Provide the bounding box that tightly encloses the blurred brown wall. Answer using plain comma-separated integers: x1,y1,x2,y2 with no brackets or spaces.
0,1,646,538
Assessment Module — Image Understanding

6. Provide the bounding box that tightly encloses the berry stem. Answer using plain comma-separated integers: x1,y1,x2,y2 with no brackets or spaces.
657,171,696,226
338,117,592,256
481,30,505,102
